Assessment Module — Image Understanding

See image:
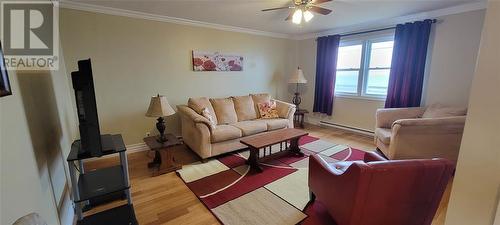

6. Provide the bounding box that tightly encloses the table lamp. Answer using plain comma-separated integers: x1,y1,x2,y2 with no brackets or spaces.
288,67,308,110
146,94,175,143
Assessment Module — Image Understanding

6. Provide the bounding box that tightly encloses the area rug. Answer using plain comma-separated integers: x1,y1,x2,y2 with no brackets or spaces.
176,136,367,225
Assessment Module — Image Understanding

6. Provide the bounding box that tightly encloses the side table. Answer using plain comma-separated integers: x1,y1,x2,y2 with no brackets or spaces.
294,109,309,128
144,134,182,176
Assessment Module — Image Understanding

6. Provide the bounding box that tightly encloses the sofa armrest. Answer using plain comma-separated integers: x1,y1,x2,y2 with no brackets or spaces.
274,99,296,128
274,99,296,118
177,105,213,130
376,107,426,128
177,105,212,159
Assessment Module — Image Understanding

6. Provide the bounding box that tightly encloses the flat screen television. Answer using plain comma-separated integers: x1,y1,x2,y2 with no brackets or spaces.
71,59,113,156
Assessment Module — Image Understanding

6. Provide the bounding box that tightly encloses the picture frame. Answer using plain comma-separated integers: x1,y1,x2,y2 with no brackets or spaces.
192,50,243,71
0,42,11,97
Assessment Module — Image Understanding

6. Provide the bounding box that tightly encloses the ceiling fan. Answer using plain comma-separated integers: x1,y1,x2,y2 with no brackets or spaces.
261,0,333,24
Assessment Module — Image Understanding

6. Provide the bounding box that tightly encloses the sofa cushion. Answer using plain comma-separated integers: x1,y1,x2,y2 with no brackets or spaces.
188,97,218,124
210,98,238,125
232,95,257,121
375,128,391,145
258,118,289,131
422,104,467,118
231,121,268,136
250,93,271,118
211,125,242,143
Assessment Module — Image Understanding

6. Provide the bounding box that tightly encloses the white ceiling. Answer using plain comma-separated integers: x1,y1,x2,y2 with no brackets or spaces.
65,0,484,36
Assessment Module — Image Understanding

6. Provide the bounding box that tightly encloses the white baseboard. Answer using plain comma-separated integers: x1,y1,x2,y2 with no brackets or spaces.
319,121,374,137
126,142,150,154
304,114,374,137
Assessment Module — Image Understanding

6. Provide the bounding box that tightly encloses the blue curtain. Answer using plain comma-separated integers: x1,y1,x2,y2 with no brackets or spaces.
313,35,340,116
385,19,433,108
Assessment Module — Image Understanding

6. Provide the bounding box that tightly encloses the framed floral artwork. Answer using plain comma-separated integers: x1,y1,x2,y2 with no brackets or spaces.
192,51,243,71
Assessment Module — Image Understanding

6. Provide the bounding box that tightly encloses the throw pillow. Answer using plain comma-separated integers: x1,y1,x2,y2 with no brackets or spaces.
250,93,271,118
201,108,217,130
258,100,279,119
422,103,467,118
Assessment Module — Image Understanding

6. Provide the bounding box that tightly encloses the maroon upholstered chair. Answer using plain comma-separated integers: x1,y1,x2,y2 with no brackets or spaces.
308,152,454,225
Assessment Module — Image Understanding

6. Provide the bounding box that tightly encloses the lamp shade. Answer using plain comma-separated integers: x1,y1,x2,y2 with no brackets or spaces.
145,95,175,117
288,67,308,84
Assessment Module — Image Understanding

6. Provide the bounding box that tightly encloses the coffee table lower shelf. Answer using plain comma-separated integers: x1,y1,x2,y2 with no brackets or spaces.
240,128,308,173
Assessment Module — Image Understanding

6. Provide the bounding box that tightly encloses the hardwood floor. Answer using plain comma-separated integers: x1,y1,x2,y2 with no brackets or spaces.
84,124,450,225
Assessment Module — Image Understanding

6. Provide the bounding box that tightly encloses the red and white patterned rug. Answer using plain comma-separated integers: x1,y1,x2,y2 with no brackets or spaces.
177,136,367,225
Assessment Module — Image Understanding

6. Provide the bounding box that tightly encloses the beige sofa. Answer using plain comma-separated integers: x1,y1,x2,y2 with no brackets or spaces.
177,93,296,160
375,105,467,163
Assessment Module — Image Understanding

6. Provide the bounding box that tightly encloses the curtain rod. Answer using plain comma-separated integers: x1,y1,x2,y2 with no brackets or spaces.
316,19,438,40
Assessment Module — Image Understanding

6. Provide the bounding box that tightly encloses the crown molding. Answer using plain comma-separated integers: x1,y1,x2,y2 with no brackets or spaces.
59,0,292,39
292,1,488,40
59,0,487,41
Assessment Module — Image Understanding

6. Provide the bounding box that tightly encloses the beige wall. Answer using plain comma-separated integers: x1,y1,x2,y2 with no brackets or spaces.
60,9,295,145
423,9,485,107
0,67,77,224
445,2,500,225
296,10,485,131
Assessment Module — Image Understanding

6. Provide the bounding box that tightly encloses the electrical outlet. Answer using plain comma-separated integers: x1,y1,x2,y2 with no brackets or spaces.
146,132,151,137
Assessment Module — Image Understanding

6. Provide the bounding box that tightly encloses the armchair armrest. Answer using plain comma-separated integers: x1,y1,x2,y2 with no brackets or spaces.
376,107,426,128
393,116,466,128
392,116,466,136
364,151,387,162
308,155,370,225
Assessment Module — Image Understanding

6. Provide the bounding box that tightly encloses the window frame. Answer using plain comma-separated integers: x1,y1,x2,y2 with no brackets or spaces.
334,33,395,101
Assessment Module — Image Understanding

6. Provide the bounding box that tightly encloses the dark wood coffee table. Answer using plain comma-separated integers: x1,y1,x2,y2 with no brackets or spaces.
240,128,309,173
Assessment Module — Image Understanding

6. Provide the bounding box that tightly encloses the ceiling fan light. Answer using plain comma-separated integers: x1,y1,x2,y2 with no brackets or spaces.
303,10,314,22
304,10,314,22
292,9,302,24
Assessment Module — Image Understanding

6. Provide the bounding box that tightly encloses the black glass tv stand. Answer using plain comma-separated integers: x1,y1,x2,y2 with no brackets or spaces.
67,134,138,225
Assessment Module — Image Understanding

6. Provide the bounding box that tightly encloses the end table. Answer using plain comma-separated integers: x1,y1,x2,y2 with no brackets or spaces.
144,134,182,176
294,109,309,128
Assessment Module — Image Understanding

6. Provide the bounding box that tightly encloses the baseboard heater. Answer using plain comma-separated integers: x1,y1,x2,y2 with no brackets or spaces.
319,121,374,137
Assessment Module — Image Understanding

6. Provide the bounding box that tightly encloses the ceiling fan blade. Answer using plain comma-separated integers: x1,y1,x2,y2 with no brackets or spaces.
262,6,294,12
285,11,293,21
311,0,333,4
309,6,332,15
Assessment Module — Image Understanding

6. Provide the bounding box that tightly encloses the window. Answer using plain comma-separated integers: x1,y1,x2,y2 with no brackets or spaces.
336,45,362,94
334,35,394,99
